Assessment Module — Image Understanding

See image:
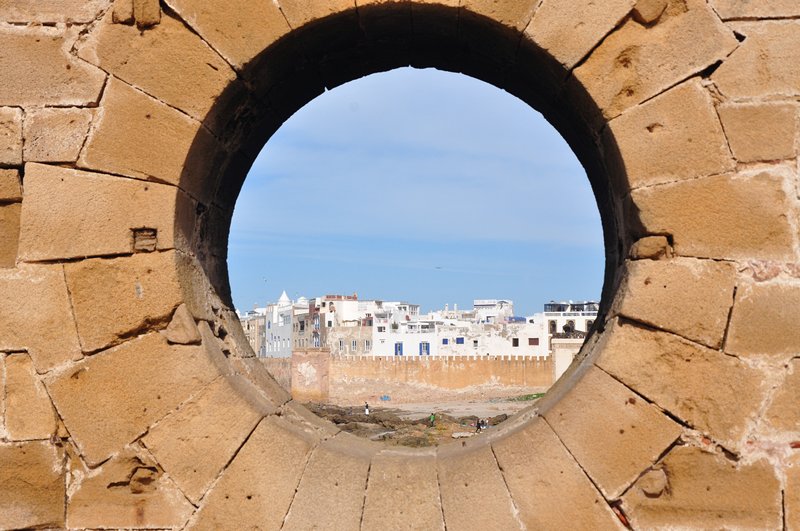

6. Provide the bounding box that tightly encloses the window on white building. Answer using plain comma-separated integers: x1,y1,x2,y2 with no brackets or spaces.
339,339,344,350
529,338,539,346
512,338,519,347
351,340,357,351
420,342,430,355
394,342,403,356
365,340,371,351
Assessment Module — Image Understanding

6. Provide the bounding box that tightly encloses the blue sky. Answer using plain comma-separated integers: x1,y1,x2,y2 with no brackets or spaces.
229,67,604,316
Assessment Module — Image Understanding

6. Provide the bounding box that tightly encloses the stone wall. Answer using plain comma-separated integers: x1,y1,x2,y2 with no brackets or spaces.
259,357,291,391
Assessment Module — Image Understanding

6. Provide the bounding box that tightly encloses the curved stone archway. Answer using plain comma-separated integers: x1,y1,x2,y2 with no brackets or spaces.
1,1,799,529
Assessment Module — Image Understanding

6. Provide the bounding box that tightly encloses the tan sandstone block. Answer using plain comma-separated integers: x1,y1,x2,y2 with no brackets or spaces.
231,355,292,406
67,446,194,529
596,320,767,448
606,79,734,189
0,441,65,529
710,0,800,19
0,0,108,24
613,258,736,348
78,12,235,129
727,282,800,360
162,303,201,345
437,444,522,530
788,456,800,531
630,235,672,260
279,0,357,29
0,356,4,437
462,0,537,31
763,359,800,433
282,434,374,531
719,102,798,163
632,0,668,24
22,107,93,162
714,21,800,100
65,251,184,353
622,446,781,529
544,366,681,499
0,26,105,107
362,449,444,530
0,264,81,371
164,0,291,70
45,332,222,466
133,0,160,27
0,107,21,165
631,170,794,261
0,202,20,268
493,418,621,529
574,0,737,120
188,416,317,530
526,0,634,69
80,77,218,199
143,375,271,504
0,168,21,201
5,353,57,441
20,164,190,262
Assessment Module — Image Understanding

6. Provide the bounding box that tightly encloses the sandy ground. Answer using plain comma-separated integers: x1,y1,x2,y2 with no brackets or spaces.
384,399,535,420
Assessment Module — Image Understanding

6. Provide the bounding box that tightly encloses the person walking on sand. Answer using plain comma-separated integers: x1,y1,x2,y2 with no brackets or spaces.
429,412,435,427
364,402,370,416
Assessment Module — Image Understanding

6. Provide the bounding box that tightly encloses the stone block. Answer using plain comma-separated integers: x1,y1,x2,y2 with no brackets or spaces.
44,332,222,466
612,258,736,348
0,0,108,23
19,164,187,262
0,264,81,372
526,0,634,69
713,21,800,100
719,102,798,163
462,0,537,31
493,418,621,529
437,444,522,530
67,446,194,528
78,12,235,130
622,446,781,529
279,0,356,29
606,79,734,190
362,449,444,530
162,303,201,344
164,0,291,70
230,356,292,406
143,375,271,504
22,107,93,163
113,0,134,23
0,107,22,166
282,434,374,531
543,366,682,499
596,320,767,448
64,251,184,353
0,26,105,107
727,282,800,360
0,168,21,202
629,235,671,260
0,202,20,268
788,455,800,531
5,352,57,441
632,0,667,24
763,359,800,433
574,0,737,119
630,169,795,261
188,417,317,530
0,441,65,529
133,0,160,27
79,77,219,200
710,0,800,19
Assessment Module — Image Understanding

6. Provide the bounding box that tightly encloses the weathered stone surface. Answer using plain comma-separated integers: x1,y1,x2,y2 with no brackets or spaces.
0,441,65,529
363,449,444,530
633,0,667,24
719,102,798,163
596,320,767,448
133,0,161,27
64,251,184,353
0,107,22,166
493,418,621,529
113,0,134,23
44,333,222,466
5,352,57,441
710,0,800,19
526,0,634,69
613,258,736,348
0,264,81,371
80,77,219,198
631,169,795,261
622,446,781,529
574,0,737,119
438,444,522,530
714,21,800,100
788,455,800,531
162,303,202,344
763,359,800,433
0,26,105,106
282,434,374,531
143,375,270,504
727,282,800,360
78,12,235,128
67,446,194,529
188,416,317,530
164,0,291,70
0,356,4,437
22,107,93,163
231,355,292,405
0,168,21,202
0,0,108,23
19,164,186,262
0,202,20,268
462,0,537,31
279,0,356,29
630,235,671,260
606,79,734,189
544,366,681,499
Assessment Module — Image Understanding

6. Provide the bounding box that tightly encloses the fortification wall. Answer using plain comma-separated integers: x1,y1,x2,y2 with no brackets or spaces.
259,357,291,391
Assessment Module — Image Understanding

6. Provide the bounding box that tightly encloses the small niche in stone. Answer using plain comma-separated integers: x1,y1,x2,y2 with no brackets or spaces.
132,228,157,252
